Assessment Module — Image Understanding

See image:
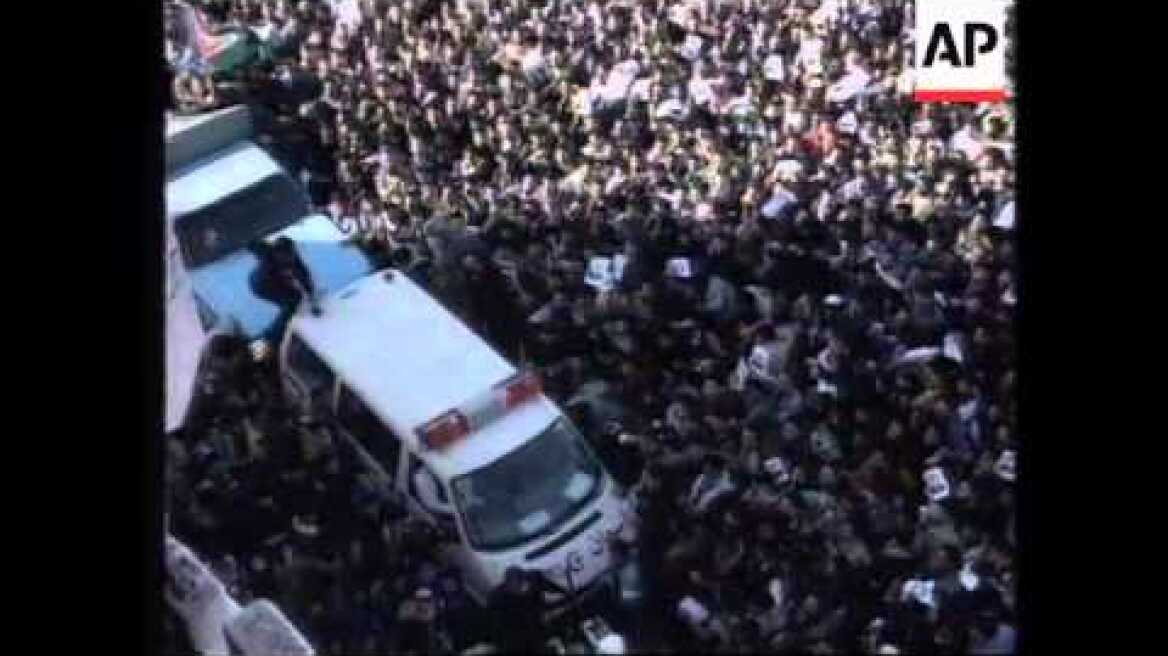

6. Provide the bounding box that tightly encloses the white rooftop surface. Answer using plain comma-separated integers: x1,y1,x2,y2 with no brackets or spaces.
291,271,561,478
166,141,282,219
166,110,217,140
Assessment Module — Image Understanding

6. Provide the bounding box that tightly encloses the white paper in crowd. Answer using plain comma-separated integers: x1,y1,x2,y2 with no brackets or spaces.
824,294,845,307
796,39,824,72
958,397,979,423
577,88,600,117
678,596,710,625
836,111,859,134
657,188,683,208
689,77,715,107
252,24,275,42
994,450,1016,482
959,562,980,591
768,578,785,607
1001,287,1016,307
816,379,839,397
773,159,804,180
722,95,754,118
666,257,693,278
763,54,785,81
943,333,964,364
605,171,626,195
613,59,641,80
763,457,791,484
826,68,871,104
901,579,938,608
993,200,1015,230
911,118,933,136
586,256,617,290
812,0,843,23
923,466,950,502
949,126,984,161
681,34,704,61
603,75,635,103
747,344,772,379
521,47,545,73
761,187,797,219
655,98,688,120
629,77,652,102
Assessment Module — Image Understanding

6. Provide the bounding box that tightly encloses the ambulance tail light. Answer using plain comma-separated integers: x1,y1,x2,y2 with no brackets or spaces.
417,410,470,450
501,370,542,409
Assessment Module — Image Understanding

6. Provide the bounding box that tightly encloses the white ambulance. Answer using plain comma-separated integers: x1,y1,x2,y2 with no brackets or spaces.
278,270,635,608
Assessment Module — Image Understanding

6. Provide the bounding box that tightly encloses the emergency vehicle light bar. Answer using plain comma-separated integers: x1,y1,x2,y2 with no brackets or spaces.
417,410,471,451
499,369,542,408
416,370,544,451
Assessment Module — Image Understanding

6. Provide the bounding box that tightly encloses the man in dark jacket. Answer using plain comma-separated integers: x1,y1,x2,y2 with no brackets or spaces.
250,237,320,335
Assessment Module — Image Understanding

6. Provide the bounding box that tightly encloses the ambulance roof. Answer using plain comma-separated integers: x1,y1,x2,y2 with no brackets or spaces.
289,270,562,479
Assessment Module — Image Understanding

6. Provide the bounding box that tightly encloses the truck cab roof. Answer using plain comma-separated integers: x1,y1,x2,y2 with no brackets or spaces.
165,106,372,339
167,141,284,220
288,270,563,481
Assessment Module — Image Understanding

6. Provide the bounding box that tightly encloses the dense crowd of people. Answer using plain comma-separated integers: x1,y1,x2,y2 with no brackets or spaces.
166,0,1018,653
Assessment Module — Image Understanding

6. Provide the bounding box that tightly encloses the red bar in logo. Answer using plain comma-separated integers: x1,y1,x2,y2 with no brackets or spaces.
913,89,1007,103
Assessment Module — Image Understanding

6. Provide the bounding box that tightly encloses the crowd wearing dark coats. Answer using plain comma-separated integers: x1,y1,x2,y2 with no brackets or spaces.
167,0,1018,653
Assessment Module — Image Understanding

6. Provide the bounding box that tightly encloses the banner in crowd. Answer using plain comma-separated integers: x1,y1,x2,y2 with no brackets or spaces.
171,1,267,75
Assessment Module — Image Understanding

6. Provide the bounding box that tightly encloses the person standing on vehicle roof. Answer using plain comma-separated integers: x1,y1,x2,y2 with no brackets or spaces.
249,236,321,333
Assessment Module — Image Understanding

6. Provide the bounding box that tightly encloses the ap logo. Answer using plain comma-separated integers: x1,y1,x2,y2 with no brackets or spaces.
914,0,1008,103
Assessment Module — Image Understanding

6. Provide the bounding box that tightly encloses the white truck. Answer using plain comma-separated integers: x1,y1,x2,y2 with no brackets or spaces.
166,106,372,339
277,269,638,609
165,106,371,431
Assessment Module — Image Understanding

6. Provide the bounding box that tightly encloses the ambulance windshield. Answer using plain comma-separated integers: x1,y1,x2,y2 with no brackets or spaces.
452,419,603,551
